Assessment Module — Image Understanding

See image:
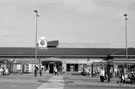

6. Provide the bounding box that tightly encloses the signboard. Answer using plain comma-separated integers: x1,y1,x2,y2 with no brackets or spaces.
38,36,47,49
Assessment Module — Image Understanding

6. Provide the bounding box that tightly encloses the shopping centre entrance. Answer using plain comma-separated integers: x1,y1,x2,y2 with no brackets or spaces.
42,58,62,73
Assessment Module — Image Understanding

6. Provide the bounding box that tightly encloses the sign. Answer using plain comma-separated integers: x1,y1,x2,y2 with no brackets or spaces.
38,36,47,49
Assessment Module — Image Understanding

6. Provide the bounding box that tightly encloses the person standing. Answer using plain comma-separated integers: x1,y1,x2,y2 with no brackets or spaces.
39,66,43,77
2,67,5,76
54,66,58,76
120,68,125,83
0,67,3,75
34,65,38,77
85,67,90,76
5,67,9,76
100,67,105,82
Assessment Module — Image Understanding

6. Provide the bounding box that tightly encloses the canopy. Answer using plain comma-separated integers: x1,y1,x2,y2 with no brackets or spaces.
42,57,62,65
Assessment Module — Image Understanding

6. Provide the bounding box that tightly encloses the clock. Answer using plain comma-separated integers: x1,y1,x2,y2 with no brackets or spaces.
40,40,45,45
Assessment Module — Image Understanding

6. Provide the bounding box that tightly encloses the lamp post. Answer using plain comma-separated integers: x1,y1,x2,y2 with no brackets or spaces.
34,10,39,70
124,14,128,60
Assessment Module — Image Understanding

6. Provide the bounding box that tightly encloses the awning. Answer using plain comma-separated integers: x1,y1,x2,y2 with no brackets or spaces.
42,57,62,65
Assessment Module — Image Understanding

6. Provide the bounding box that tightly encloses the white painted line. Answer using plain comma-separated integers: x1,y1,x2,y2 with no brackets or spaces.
37,75,64,89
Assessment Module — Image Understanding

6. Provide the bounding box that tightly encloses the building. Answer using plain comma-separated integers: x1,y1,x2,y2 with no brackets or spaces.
0,41,135,75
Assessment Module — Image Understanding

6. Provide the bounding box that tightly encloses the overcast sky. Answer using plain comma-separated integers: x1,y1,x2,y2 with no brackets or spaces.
0,0,135,48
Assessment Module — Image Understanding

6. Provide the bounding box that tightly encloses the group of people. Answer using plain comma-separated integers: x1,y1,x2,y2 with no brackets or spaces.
119,68,135,83
100,67,135,83
34,65,44,77
0,67,9,76
34,65,59,77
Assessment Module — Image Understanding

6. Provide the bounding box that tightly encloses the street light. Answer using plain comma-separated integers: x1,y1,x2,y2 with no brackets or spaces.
34,10,39,68
124,14,128,60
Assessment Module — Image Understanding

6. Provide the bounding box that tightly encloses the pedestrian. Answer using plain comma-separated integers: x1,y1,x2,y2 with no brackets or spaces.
54,66,58,76
100,67,105,82
59,66,62,75
2,67,5,76
120,68,125,83
39,66,43,77
0,67,3,76
129,70,134,83
85,67,90,76
34,65,38,77
5,68,9,76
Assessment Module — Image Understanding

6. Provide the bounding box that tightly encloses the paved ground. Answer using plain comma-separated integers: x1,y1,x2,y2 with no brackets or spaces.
64,74,135,89
0,72,135,89
0,73,52,89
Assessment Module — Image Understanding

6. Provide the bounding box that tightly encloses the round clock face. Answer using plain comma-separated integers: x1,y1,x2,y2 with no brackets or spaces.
40,40,45,45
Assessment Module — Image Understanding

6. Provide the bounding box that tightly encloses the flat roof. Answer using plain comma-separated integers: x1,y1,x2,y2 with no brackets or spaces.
0,47,128,58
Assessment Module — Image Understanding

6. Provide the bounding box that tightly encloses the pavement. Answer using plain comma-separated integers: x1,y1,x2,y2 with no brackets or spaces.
37,75,64,89
64,73,135,88
0,72,135,89
73,78,135,88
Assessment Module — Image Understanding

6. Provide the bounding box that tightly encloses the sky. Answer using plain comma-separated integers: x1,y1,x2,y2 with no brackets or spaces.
0,0,135,48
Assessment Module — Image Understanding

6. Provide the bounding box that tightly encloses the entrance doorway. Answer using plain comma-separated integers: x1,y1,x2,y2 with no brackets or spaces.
49,62,55,73
42,59,62,74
